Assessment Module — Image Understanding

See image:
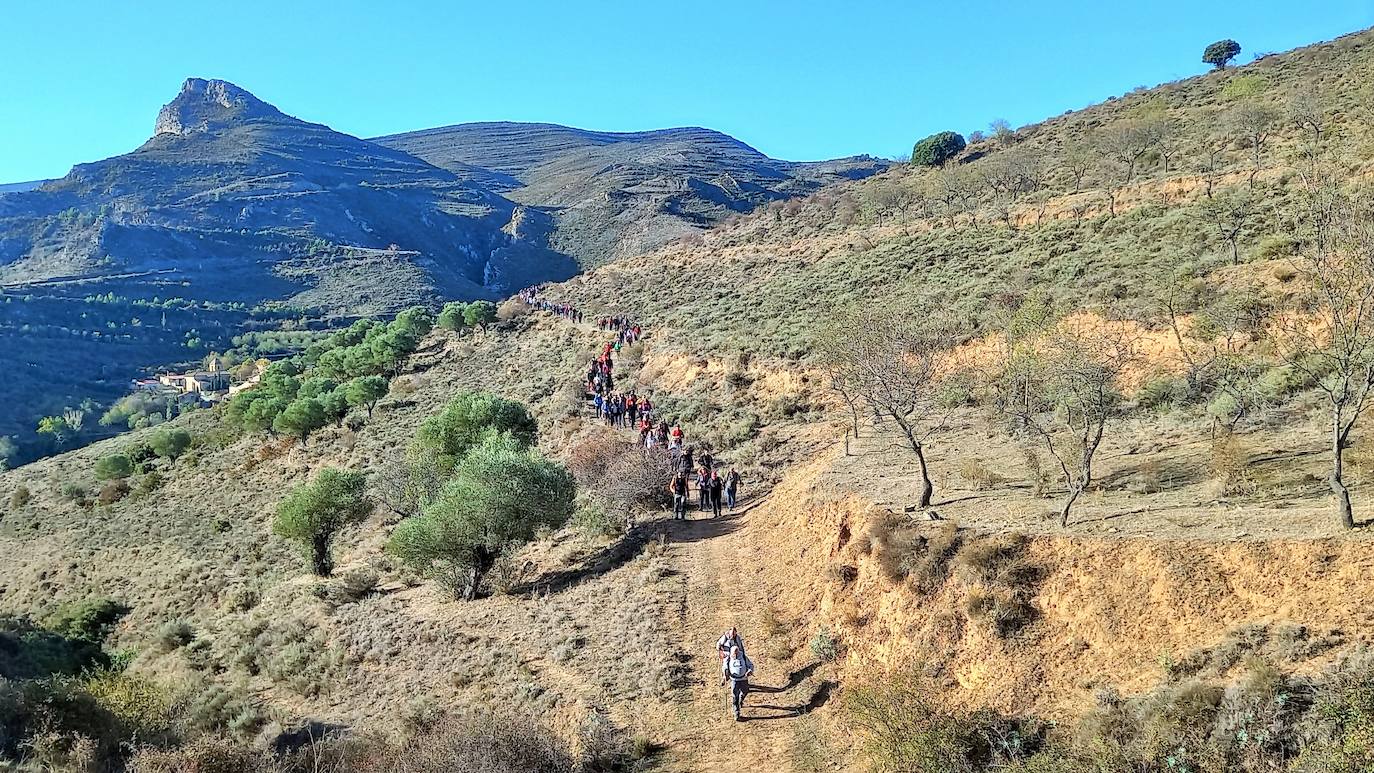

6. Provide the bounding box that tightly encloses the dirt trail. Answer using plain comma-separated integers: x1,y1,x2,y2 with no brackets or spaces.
523,294,823,769
650,495,828,772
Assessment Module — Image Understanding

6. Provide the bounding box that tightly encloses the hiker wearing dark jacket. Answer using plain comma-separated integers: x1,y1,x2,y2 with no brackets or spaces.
724,468,742,510
670,476,689,520
708,472,724,518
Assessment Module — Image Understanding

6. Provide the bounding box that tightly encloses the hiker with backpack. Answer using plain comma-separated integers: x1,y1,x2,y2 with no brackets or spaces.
720,644,755,721
717,627,746,660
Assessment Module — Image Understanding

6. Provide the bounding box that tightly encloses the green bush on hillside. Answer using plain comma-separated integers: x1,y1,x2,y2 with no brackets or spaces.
911,131,966,167
94,453,134,481
463,300,497,328
413,391,539,475
149,428,192,460
389,433,575,600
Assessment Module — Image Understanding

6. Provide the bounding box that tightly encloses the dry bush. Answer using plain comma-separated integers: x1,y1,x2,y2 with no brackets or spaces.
568,433,674,522
954,534,1036,587
760,604,790,637
98,480,131,505
1209,434,1254,495
1022,448,1052,497
9,484,31,510
496,298,532,321
902,522,964,594
1128,459,1164,494
957,459,1004,490
965,587,1037,637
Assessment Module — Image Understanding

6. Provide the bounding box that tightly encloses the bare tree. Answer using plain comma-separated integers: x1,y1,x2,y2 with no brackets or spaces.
823,308,965,508
1196,135,1231,199
994,316,1135,526
989,118,1015,147
1093,122,1150,184
1288,84,1328,148
62,408,85,434
1228,101,1282,189
1274,184,1374,529
1159,280,1273,435
1060,140,1094,193
1200,187,1258,264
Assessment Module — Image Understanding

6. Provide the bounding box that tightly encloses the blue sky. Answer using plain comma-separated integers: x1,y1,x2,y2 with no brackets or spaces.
2,1,1371,183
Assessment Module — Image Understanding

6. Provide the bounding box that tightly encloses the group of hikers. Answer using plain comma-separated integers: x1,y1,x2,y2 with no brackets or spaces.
519,286,583,323
667,446,742,520
520,286,760,723
523,287,744,522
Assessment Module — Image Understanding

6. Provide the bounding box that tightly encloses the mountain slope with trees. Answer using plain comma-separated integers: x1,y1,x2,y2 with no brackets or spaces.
6,26,1374,773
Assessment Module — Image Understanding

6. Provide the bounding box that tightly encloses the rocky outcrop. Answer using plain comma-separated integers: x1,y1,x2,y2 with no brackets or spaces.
153,77,285,136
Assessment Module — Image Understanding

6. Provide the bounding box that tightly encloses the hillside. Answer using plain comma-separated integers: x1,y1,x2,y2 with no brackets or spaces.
5,25,1374,773
373,122,888,264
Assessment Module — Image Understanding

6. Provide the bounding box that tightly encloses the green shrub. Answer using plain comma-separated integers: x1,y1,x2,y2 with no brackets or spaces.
153,621,195,653
413,391,538,474
1256,234,1298,260
1136,376,1191,410
149,428,192,460
273,468,371,576
463,300,497,327
94,453,134,481
60,482,88,502
911,131,966,167
810,626,841,663
44,598,129,644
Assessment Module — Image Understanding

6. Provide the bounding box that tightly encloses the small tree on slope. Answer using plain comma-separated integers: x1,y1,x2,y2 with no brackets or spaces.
274,467,371,576
994,309,1135,527
1275,183,1374,529
819,307,965,508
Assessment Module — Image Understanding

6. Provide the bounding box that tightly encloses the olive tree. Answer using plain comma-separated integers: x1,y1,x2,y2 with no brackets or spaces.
413,391,539,475
994,314,1136,527
273,468,371,576
388,434,575,599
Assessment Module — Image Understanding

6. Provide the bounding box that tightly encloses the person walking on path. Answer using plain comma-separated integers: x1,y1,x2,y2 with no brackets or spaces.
696,467,711,512
708,471,724,518
670,475,689,520
717,627,746,660
724,468,742,511
721,645,755,721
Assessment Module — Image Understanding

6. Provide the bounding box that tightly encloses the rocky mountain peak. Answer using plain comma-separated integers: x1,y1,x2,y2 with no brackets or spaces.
153,77,286,136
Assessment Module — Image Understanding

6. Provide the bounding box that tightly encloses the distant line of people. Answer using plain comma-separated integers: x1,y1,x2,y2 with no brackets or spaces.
519,286,743,521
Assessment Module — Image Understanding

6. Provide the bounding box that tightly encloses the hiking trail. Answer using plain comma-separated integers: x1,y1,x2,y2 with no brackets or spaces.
522,289,830,771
